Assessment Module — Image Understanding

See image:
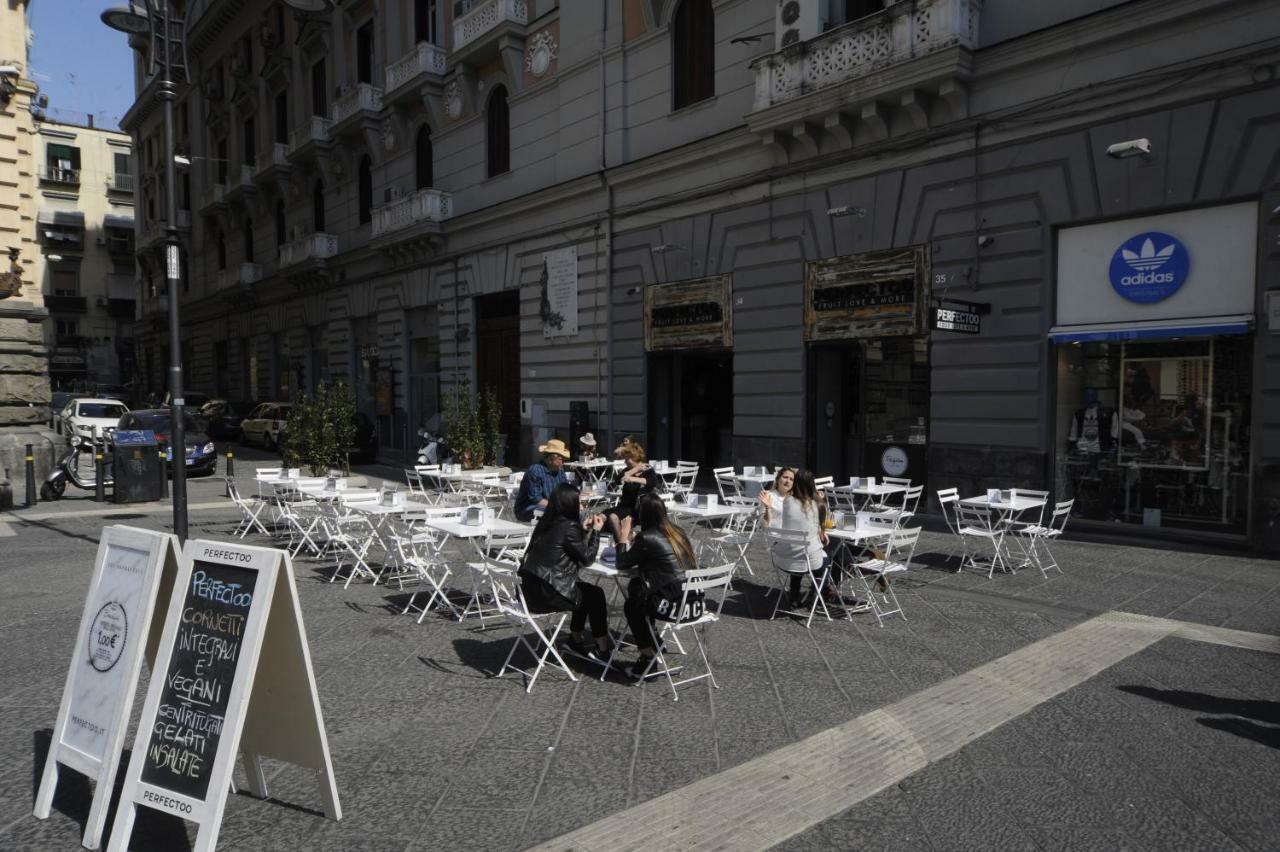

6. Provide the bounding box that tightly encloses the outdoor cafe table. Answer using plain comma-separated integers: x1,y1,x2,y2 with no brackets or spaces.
960,492,1046,568
735,471,775,496
825,523,896,620
831,482,908,510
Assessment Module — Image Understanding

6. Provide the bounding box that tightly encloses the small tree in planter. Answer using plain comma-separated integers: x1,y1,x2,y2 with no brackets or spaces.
283,382,358,475
443,381,503,468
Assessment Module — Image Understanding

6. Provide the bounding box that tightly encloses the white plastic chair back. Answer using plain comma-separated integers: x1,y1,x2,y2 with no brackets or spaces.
713,466,739,501
936,488,961,534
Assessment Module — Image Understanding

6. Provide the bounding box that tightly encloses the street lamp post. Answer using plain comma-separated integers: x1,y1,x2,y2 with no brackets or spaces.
103,2,189,541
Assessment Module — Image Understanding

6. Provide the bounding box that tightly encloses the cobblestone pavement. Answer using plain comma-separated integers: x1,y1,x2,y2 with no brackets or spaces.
1,451,1278,851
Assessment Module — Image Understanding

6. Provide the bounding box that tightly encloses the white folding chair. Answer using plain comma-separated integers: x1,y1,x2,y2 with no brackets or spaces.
1013,499,1072,577
227,479,270,538
936,487,963,564
614,562,734,701
494,581,578,693
461,530,530,626
886,484,924,522
712,466,740,502
322,500,378,588
393,509,463,621
764,527,832,628
852,527,920,627
956,504,1008,578
704,505,759,578
814,475,835,492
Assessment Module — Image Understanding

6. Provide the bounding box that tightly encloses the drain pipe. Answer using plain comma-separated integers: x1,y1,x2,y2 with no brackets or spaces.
600,2,615,449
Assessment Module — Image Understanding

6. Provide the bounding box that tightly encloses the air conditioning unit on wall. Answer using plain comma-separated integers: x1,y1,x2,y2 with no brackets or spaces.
776,0,826,49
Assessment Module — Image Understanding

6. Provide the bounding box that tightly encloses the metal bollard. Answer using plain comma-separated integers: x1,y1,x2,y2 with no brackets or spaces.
158,440,170,500
224,449,234,496
94,429,106,502
25,443,36,507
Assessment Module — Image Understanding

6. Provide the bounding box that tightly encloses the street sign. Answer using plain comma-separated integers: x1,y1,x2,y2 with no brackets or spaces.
107,539,340,852
34,526,180,849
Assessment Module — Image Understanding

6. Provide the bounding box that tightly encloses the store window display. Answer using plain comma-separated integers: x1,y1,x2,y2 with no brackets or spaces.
1055,336,1251,534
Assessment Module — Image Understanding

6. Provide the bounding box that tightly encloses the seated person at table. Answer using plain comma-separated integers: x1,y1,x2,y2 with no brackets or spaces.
605,437,663,543
776,470,839,608
618,493,697,678
578,432,597,461
518,483,612,660
514,439,572,522
759,466,795,525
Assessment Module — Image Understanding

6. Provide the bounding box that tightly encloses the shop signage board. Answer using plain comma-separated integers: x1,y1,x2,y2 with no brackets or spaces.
644,275,733,351
929,297,987,335
107,540,341,852
804,246,928,341
542,246,579,338
34,525,180,850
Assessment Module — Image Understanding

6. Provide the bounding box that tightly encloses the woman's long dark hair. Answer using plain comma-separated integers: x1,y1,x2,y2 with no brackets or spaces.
533,482,581,537
791,469,820,511
636,493,696,570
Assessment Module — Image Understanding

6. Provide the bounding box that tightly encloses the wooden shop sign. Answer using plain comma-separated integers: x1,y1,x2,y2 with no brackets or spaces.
805,246,929,341
644,275,733,351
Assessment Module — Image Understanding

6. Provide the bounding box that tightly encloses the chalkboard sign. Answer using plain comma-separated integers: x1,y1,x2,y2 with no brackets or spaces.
139,560,257,801
34,526,178,850
108,540,340,852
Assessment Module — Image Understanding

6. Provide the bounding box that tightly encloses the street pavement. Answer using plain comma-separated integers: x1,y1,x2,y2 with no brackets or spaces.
0,447,1277,851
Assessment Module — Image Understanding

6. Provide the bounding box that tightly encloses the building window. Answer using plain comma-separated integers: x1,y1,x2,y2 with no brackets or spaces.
275,201,286,250
180,173,191,210
415,0,437,44
243,115,256,167
311,59,327,117
486,86,509,177
357,156,372,224
52,268,79,296
416,125,433,190
46,143,82,182
274,91,288,144
216,137,228,184
56,318,79,338
313,180,326,232
844,0,882,22
216,231,226,270
243,218,254,263
113,151,132,179
356,21,374,85
181,252,189,293
672,0,714,110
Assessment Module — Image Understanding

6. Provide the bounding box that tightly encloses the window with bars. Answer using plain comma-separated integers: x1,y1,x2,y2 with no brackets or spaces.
672,0,715,110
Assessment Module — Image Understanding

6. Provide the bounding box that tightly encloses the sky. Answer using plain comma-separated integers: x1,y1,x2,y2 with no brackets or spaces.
28,1,138,131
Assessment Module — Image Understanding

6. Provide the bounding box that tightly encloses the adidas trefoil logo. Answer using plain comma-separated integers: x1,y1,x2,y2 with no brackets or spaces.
1121,237,1176,272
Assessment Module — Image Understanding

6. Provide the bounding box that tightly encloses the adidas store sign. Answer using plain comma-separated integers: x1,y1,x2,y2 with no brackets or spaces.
1107,231,1190,304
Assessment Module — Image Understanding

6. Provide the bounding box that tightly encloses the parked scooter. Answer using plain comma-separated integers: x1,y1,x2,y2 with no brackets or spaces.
416,427,452,466
41,435,113,500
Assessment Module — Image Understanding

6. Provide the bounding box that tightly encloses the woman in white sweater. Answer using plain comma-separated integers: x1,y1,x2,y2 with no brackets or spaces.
758,467,795,524
774,470,831,608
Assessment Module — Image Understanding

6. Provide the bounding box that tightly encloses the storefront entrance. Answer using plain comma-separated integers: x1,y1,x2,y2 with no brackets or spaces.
809,336,929,484
475,290,521,466
647,350,733,471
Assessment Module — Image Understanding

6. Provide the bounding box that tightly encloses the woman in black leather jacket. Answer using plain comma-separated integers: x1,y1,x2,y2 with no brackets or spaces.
618,493,697,678
518,483,612,660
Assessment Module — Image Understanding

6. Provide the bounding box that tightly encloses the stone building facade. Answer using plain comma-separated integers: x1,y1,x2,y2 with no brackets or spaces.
121,0,1280,553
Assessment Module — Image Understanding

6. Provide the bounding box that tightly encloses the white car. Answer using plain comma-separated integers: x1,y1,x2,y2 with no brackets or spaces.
59,397,129,442
240,402,292,451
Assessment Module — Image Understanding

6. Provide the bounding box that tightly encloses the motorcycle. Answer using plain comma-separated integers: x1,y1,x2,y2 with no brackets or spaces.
42,436,113,500
416,426,452,466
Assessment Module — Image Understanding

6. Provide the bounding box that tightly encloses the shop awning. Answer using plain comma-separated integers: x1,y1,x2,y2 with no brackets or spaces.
1048,315,1254,343
37,209,85,227
103,214,135,230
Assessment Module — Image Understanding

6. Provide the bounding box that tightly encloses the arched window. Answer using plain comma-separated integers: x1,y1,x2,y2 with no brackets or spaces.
486,86,509,177
358,155,372,224
216,231,226,270
274,200,286,248
672,0,715,110
313,180,325,232
415,125,433,190
243,218,254,263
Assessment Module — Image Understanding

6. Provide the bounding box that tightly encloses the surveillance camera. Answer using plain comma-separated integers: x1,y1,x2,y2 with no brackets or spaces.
1106,138,1152,159
0,65,19,78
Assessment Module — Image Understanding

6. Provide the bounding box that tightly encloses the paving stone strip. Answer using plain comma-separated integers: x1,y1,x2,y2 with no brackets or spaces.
528,612,1280,852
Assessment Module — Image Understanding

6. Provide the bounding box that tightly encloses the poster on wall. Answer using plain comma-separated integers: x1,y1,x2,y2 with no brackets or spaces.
541,246,579,338
805,246,929,341
644,275,733,351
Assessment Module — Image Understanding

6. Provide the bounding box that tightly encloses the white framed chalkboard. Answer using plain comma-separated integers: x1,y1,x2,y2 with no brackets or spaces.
34,525,179,850
107,539,340,852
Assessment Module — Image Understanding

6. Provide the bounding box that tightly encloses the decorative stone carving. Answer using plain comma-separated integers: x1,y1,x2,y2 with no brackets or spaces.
445,81,463,120
382,117,396,152
526,30,557,77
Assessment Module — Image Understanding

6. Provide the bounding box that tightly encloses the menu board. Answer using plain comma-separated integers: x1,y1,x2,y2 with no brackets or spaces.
139,560,257,801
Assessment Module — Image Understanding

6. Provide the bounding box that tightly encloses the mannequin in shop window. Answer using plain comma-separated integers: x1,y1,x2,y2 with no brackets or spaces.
1068,388,1116,455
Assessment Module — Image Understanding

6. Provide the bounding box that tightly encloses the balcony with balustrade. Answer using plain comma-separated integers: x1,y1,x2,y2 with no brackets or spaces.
385,42,449,105
331,84,384,139
224,164,258,205
370,188,453,258
216,262,265,293
747,0,979,161
107,173,134,195
254,142,294,187
279,233,339,272
288,116,334,164
199,182,227,215
452,0,527,70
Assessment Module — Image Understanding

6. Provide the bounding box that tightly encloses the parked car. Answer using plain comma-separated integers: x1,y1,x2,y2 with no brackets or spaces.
49,391,79,431
59,398,130,442
200,399,251,442
240,402,292,451
352,413,379,463
116,409,218,477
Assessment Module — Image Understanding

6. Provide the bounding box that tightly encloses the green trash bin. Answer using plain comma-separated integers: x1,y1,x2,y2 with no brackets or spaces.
113,429,163,503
